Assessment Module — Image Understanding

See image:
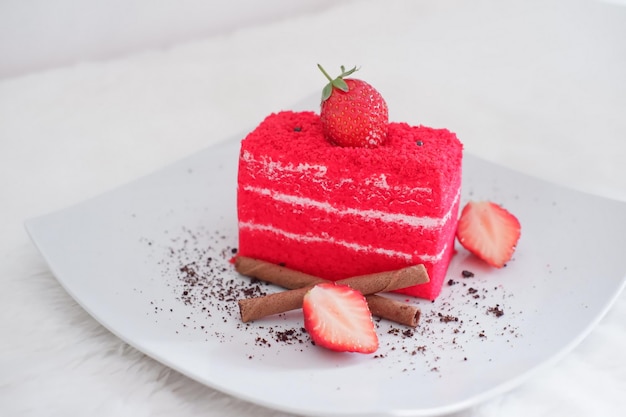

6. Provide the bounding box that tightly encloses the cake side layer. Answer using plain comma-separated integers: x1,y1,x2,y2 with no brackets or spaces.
238,221,449,264
237,189,460,300
237,186,460,256
238,184,461,230
239,150,440,216
239,222,447,262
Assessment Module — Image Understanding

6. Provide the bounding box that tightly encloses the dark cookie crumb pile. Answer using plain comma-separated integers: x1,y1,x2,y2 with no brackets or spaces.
140,226,310,350
373,268,523,373
141,227,523,374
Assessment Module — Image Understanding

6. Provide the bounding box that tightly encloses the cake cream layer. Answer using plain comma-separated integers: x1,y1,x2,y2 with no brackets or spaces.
240,151,447,217
237,185,460,256
237,218,459,300
236,111,463,300
240,184,460,229
238,221,449,263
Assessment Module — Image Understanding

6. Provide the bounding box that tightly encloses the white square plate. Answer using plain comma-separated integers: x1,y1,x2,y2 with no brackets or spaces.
25,101,626,416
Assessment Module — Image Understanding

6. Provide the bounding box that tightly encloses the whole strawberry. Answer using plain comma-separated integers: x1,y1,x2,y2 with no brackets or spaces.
318,64,388,148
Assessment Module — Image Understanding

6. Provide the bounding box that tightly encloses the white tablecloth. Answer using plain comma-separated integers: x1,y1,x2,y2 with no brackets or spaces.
2,0,625,416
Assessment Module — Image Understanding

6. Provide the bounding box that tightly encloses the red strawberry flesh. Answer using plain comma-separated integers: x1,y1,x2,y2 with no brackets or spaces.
456,201,521,268
303,283,378,354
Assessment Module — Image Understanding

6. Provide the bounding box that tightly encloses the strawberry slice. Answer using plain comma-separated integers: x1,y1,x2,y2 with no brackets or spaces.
456,201,521,268
303,283,378,354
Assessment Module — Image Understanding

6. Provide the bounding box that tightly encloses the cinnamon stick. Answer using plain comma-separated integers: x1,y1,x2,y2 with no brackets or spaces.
235,257,427,325
235,256,420,326
235,256,325,288
364,295,421,327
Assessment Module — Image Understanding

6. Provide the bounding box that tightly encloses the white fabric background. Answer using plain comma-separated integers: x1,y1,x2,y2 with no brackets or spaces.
1,0,625,416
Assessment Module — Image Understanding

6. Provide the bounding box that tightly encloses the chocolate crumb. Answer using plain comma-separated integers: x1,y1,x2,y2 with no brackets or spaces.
274,328,307,345
461,270,475,278
438,312,459,323
255,337,271,347
487,304,505,317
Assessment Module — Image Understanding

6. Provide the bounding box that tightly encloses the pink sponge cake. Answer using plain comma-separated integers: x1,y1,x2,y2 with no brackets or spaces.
237,110,463,300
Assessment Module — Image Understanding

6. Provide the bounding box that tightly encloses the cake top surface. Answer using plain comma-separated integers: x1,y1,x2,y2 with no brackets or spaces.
240,110,463,184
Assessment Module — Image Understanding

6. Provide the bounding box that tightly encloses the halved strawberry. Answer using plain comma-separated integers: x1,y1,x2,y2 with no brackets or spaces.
456,201,521,268
302,283,378,354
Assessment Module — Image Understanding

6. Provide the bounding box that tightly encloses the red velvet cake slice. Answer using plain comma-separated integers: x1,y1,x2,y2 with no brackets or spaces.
237,111,463,300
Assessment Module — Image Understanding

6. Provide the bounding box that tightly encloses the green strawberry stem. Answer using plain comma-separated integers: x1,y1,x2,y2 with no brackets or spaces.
318,64,359,101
